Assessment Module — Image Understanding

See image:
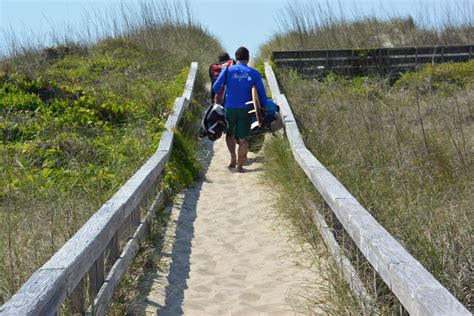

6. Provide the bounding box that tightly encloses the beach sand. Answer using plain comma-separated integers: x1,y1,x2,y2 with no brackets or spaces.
131,137,325,315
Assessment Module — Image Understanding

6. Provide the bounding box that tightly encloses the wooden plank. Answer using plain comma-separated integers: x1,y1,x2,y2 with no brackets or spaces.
106,233,119,269
273,50,326,60
39,149,168,294
92,190,167,316
0,269,67,315
387,65,419,72
164,97,187,130
442,45,473,54
183,62,198,101
273,49,354,60
131,206,141,228
282,57,474,71
264,62,281,96
264,63,470,316
0,62,199,315
275,59,327,68
89,253,105,299
70,277,86,315
157,130,174,153
384,45,472,56
92,232,141,316
273,46,473,62
328,50,354,58
389,55,470,65
146,190,167,222
386,47,419,56
312,210,375,313
273,45,474,80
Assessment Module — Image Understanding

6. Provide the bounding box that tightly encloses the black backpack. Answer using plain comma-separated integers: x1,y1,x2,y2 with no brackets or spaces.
199,103,228,141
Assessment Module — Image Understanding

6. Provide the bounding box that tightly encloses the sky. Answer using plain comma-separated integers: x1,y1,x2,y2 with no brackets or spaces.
0,0,469,58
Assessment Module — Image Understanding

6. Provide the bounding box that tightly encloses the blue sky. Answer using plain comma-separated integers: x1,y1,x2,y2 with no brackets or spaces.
0,0,468,58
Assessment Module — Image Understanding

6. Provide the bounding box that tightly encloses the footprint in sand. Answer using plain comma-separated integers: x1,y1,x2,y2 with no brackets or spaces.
193,285,212,293
238,292,261,302
196,267,215,276
192,253,213,261
230,274,247,281
229,218,243,225
254,281,276,289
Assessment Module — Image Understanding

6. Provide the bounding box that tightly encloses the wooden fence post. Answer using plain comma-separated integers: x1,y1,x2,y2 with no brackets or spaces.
89,253,105,300
106,233,119,270
70,277,86,315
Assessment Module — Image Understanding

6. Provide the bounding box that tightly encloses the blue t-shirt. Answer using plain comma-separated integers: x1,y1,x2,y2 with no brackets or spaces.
212,63,268,109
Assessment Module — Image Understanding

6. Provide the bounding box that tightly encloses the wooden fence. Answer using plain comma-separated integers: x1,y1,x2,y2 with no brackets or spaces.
0,62,199,316
272,44,474,78
264,62,470,315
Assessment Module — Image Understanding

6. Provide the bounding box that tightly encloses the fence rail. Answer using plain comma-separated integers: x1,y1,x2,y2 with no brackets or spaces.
272,44,474,78
264,62,470,315
0,62,199,316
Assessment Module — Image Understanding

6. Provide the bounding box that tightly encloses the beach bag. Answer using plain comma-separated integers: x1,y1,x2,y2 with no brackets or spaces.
250,99,283,135
265,99,284,132
199,103,228,141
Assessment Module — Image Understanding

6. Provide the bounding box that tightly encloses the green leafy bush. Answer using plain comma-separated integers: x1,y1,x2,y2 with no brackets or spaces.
0,20,222,304
395,59,474,92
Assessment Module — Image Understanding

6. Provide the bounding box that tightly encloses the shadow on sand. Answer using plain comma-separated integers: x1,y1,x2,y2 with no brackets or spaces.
129,138,214,315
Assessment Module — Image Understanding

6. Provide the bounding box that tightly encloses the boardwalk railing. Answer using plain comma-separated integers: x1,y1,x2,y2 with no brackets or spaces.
0,62,199,316
264,62,470,315
273,44,474,78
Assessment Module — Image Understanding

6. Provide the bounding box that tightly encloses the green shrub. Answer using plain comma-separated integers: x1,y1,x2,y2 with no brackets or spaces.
0,82,44,112
395,59,474,92
0,20,222,305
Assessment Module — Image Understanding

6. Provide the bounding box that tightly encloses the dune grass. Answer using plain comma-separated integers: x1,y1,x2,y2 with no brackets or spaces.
264,62,473,312
0,1,221,305
258,0,473,58
262,137,368,314
259,1,473,312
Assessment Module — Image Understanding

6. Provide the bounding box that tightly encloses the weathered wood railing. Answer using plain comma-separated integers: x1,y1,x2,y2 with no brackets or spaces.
273,44,474,78
0,62,199,316
264,62,470,315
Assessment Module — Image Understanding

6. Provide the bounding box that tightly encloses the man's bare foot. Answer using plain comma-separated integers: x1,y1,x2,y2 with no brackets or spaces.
228,159,236,168
237,164,244,173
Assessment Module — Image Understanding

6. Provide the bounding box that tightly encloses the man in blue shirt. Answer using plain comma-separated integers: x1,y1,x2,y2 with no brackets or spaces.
213,46,268,172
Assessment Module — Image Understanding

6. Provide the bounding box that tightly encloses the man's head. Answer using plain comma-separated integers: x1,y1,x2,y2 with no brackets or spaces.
235,46,249,63
218,52,230,63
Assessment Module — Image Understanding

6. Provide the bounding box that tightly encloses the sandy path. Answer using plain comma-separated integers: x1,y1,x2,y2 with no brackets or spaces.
131,137,324,315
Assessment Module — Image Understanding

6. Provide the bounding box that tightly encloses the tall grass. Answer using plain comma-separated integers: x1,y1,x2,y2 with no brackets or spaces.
259,1,473,312
259,0,473,57
262,137,368,314
0,0,221,305
267,63,473,311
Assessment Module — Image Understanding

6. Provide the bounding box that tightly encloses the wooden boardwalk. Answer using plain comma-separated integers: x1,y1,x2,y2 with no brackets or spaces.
273,44,474,78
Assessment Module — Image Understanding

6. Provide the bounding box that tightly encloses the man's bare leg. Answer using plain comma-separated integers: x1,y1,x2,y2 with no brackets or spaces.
237,139,248,173
226,134,237,168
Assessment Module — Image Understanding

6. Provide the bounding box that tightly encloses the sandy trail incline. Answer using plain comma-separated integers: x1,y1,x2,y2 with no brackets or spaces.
133,137,323,315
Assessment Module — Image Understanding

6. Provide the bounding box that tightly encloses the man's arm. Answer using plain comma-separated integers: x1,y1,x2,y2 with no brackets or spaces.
212,67,227,94
255,73,268,108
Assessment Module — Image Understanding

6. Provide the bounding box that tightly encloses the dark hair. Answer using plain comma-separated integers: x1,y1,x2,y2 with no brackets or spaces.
235,46,249,61
218,52,230,63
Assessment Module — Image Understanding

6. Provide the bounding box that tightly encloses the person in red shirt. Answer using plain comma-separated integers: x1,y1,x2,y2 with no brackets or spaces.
209,52,234,104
